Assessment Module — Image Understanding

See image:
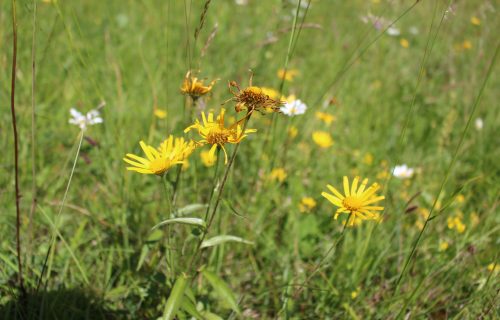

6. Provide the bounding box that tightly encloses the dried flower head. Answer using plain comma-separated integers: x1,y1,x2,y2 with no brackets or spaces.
181,71,217,99
229,81,283,114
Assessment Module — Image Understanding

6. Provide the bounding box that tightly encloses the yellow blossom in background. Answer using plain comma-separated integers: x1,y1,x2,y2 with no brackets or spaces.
269,168,287,183
400,38,409,48
182,160,190,171
185,108,256,163
288,126,298,139
123,136,196,175
462,40,472,50
363,153,374,166
470,16,481,26
447,216,466,233
322,176,385,226
371,0,380,4
200,150,217,167
470,212,480,227
277,68,299,82
315,111,336,125
299,197,317,213
351,288,360,299
261,87,280,100
312,131,333,148
180,71,217,99
376,170,389,180
230,82,283,114
439,240,449,252
487,263,499,273
154,109,167,119
455,194,465,204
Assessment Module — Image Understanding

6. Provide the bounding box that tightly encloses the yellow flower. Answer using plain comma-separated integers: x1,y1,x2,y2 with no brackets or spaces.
315,111,336,125
322,176,385,226
462,40,472,50
447,216,466,233
123,136,196,175
277,68,299,82
363,153,374,166
439,240,449,252
269,168,287,183
351,288,360,299
154,109,167,119
229,82,283,114
487,263,499,273
312,131,333,148
470,212,480,227
299,197,317,213
376,170,389,180
288,126,298,139
455,194,465,204
180,71,216,99
415,220,424,230
184,108,256,163
261,87,280,100
200,149,217,167
400,38,409,48
470,16,481,26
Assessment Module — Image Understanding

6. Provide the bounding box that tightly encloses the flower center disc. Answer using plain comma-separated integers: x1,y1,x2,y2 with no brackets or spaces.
207,129,229,145
343,196,363,212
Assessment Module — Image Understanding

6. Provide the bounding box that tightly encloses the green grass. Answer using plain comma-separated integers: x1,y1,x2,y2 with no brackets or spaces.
1,0,499,319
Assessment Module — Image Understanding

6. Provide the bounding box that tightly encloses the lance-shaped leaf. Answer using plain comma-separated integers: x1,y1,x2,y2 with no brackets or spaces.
163,273,189,320
201,235,254,249
201,270,241,315
152,217,206,231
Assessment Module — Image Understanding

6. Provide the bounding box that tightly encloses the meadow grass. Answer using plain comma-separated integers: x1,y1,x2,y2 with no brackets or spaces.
0,0,499,319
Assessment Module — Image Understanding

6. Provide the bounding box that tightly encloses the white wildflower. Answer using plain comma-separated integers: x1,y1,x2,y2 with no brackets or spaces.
475,118,483,130
386,26,400,36
393,164,415,179
69,106,103,130
281,99,307,116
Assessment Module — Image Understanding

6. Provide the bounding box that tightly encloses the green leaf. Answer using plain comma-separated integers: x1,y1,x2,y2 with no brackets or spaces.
174,203,208,216
163,273,189,320
180,297,204,319
201,235,254,249
152,218,206,231
201,311,224,320
201,270,240,314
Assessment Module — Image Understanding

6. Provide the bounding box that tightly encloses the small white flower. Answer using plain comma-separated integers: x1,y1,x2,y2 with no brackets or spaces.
69,107,103,130
393,164,415,179
280,99,307,116
475,118,483,130
386,26,400,36
409,26,419,35
234,0,248,5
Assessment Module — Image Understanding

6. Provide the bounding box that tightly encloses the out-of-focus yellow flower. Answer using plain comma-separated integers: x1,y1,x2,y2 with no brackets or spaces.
312,131,333,148
230,83,283,114
269,168,287,183
322,176,385,227
487,263,499,273
351,288,360,299
185,108,256,163
376,170,389,180
462,40,472,50
315,111,336,125
180,71,217,100
455,194,465,204
400,38,409,48
182,160,190,171
200,150,217,167
277,68,299,82
439,240,449,252
470,212,480,227
415,220,424,230
470,16,481,26
363,153,374,166
299,197,317,213
288,126,298,139
154,109,167,119
447,216,466,233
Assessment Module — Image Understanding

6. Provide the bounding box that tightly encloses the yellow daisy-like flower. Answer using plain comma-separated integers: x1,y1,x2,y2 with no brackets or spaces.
312,131,334,148
277,68,299,82
400,38,409,48
299,197,317,213
229,82,283,114
154,109,167,119
123,136,196,175
321,176,385,226
184,108,256,163
470,16,480,26
180,71,217,99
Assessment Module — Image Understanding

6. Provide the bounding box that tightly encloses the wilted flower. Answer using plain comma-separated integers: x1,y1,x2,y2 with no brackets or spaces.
181,71,217,100
280,98,307,116
393,164,414,179
69,106,103,130
230,82,283,114
312,131,333,148
321,176,385,226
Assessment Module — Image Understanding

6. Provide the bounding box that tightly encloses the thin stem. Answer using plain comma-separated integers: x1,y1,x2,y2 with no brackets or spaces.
162,175,175,280
37,130,85,292
292,212,353,299
394,42,499,294
10,0,25,295
203,149,221,222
